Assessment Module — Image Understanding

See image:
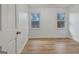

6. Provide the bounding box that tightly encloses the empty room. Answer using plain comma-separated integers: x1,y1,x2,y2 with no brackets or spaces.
0,4,79,54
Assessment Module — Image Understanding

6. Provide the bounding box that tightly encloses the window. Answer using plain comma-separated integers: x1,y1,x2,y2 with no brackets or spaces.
57,13,65,28
31,12,40,28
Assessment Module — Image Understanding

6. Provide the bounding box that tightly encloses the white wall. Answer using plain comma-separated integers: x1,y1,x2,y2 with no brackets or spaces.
29,7,69,38
69,5,79,42
69,5,79,13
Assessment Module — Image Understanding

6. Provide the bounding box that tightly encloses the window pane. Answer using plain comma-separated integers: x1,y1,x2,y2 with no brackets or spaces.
32,21,39,28
57,13,65,20
32,13,40,21
57,21,64,28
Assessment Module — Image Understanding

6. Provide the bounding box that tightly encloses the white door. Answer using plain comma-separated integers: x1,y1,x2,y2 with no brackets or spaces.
16,5,29,53
1,4,16,54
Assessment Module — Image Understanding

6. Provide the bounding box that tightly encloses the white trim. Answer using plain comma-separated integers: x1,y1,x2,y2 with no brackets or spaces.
17,38,29,54
29,36,70,39
71,35,79,43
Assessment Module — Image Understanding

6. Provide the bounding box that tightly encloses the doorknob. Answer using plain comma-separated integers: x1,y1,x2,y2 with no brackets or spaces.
16,32,21,35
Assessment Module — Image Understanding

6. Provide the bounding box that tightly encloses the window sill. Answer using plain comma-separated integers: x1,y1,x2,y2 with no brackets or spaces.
56,28,65,30
31,28,40,30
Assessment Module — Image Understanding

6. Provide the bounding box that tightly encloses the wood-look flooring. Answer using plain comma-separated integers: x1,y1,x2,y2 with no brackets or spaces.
21,38,79,54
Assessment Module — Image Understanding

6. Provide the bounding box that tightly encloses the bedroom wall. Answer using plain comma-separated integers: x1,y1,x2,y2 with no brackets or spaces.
29,6,70,38
69,5,79,42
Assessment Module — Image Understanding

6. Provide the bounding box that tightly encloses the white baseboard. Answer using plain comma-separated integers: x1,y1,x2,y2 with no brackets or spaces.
17,38,29,54
29,36,70,39
71,35,79,43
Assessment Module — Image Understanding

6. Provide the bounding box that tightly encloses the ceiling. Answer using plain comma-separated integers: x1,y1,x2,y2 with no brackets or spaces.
29,4,74,8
